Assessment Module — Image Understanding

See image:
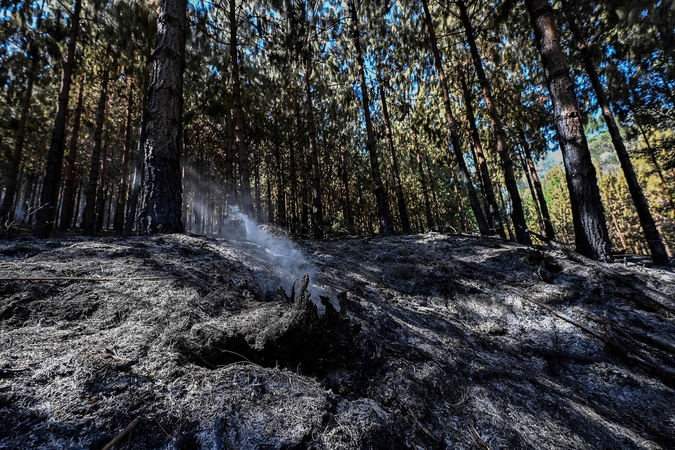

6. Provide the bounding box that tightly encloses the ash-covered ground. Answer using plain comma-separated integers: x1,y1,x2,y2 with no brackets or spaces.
1,228,675,449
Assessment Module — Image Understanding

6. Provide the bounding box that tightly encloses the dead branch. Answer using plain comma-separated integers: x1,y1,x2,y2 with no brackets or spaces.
101,417,140,450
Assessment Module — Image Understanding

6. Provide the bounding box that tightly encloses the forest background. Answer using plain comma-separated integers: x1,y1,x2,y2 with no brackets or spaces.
0,0,673,261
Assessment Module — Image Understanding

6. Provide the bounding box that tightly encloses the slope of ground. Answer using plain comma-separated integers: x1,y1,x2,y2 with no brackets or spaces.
1,230,674,449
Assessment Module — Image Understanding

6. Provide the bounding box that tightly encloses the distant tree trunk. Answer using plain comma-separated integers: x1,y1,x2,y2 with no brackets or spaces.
254,148,264,223
526,0,612,261
82,64,110,236
95,130,110,233
273,122,287,227
1,44,39,222
519,130,555,239
349,0,394,235
296,103,309,235
376,61,411,233
420,0,490,236
124,43,152,237
224,108,235,208
458,70,505,238
33,0,81,237
562,1,667,264
139,0,187,234
518,150,545,235
457,0,529,244
58,80,84,231
339,146,354,231
412,129,434,231
302,42,324,238
114,80,134,235
289,125,298,233
230,0,253,215
425,153,443,228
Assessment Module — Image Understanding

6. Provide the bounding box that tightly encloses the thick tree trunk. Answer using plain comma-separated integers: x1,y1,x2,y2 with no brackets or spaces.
420,0,490,236
562,1,668,264
230,0,253,216
114,80,134,235
520,130,555,240
139,0,187,234
33,0,81,237
376,62,411,233
457,0,530,244
526,0,612,261
349,0,394,235
302,44,324,239
58,80,84,231
458,69,505,238
82,65,110,236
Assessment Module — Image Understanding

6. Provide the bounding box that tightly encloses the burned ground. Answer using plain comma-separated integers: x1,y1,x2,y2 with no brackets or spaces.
1,232,674,449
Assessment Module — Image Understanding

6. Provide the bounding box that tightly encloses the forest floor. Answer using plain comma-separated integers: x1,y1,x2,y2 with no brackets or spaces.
1,226,675,449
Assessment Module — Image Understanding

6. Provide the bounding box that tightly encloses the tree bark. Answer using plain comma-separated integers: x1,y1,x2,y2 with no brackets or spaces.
273,120,287,227
458,68,505,238
457,0,530,244
562,0,668,264
420,0,489,236
526,0,612,261
114,80,134,235
33,0,81,237
139,0,187,234
411,128,434,231
82,64,110,236
349,0,393,235
95,129,110,233
376,61,411,233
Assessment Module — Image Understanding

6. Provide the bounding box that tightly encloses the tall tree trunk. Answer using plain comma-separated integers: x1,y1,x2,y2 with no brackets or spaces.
562,0,668,264
520,130,555,240
458,68,505,238
339,146,354,231
376,61,411,233
289,122,298,233
518,150,545,235
449,158,469,233
124,42,152,237
255,148,264,223
302,41,324,238
139,0,187,234
33,0,81,237
526,0,612,261
95,129,110,233
457,0,530,244
425,153,443,228
349,0,394,235
58,80,84,231
82,64,110,236
420,0,490,236
230,0,253,215
114,80,134,235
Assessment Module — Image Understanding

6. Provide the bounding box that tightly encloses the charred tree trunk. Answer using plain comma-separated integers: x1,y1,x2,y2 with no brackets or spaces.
420,0,489,236
297,104,310,235
449,158,470,234
457,0,530,244
302,43,324,239
458,69,505,238
139,0,187,234
124,43,152,237
230,0,253,216
225,108,235,209
33,0,81,237
376,61,411,233
58,80,84,231
562,0,667,264
412,129,434,231
82,64,110,236
273,123,287,227
289,125,298,233
526,0,612,261
339,146,354,232
349,0,393,235
114,80,134,235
